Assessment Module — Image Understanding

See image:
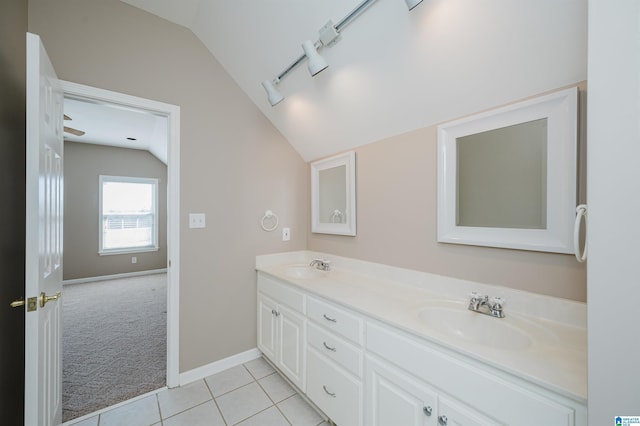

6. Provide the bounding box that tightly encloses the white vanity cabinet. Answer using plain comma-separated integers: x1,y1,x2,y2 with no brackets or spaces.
365,354,495,426
365,354,439,426
256,267,586,426
257,275,306,391
305,296,364,426
438,397,499,426
366,321,586,426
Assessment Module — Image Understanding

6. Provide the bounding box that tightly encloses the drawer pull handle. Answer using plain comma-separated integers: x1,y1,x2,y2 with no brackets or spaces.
438,415,448,425
323,385,336,397
423,406,432,416
323,314,337,322
323,341,337,352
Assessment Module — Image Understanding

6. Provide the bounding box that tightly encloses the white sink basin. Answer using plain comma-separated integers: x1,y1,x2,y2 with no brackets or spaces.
417,301,532,351
285,264,325,279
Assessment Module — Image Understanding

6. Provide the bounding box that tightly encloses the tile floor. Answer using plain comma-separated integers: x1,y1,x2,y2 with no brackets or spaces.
66,357,329,426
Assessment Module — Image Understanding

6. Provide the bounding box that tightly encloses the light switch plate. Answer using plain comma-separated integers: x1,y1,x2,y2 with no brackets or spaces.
282,227,290,241
189,213,206,229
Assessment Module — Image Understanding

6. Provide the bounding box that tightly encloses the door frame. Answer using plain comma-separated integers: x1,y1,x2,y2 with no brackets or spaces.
60,80,181,387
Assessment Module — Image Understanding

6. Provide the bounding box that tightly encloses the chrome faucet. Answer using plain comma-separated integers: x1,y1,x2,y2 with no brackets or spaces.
309,258,331,271
468,292,505,318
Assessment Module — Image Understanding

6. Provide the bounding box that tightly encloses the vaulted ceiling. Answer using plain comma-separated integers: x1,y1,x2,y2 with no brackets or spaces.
64,98,168,164
119,0,587,161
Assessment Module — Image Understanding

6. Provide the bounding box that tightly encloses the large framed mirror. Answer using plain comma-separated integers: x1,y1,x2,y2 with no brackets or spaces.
437,87,578,253
311,151,356,236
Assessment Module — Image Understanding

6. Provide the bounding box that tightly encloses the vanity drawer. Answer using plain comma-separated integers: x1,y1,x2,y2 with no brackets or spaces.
307,347,362,426
307,296,363,344
258,274,305,313
307,322,363,378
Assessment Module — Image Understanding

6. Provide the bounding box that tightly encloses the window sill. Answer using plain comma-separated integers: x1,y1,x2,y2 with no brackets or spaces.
98,247,159,256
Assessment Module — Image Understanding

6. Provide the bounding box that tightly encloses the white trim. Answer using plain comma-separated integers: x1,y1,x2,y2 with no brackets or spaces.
437,87,578,254
60,80,181,388
310,151,357,236
179,348,262,386
98,247,159,256
62,268,168,286
98,175,159,255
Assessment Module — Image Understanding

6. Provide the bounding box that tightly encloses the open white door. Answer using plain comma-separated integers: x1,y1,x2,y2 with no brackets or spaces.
25,32,64,426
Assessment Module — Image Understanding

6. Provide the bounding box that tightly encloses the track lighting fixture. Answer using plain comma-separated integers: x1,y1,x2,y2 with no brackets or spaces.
261,79,284,106
302,40,329,76
262,0,424,106
405,0,424,11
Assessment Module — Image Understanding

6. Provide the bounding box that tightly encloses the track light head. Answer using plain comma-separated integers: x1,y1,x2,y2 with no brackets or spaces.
405,0,424,10
262,79,284,106
302,40,328,76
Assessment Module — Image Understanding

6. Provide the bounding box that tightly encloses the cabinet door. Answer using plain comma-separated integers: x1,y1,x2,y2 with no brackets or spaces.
365,355,437,426
277,304,306,391
438,396,500,426
257,293,277,362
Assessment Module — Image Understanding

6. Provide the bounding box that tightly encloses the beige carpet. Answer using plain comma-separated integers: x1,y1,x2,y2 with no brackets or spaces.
62,273,167,422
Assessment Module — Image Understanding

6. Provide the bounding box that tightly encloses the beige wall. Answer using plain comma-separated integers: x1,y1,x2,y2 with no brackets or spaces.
29,0,308,371
63,141,168,280
27,0,587,378
308,84,588,302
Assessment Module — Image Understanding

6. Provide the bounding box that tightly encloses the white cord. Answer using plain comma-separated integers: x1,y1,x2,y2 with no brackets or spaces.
574,204,588,263
261,210,279,232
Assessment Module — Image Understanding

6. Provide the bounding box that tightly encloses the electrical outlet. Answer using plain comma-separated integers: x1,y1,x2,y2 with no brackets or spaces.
189,213,206,229
131,256,137,264
282,227,291,241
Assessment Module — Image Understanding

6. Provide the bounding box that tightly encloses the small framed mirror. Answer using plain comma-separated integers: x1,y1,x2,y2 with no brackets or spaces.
437,87,578,253
311,151,356,236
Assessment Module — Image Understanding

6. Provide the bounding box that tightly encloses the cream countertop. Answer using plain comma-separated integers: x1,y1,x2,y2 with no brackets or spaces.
256,251,587,404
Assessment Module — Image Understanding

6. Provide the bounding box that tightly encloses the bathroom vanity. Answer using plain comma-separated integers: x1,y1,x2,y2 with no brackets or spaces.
256,251,587,426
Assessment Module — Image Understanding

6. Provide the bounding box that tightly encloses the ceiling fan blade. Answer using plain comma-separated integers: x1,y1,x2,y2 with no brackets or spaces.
64,126,85,136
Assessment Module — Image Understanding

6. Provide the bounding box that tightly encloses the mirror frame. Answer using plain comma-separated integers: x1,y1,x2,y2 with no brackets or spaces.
437,87,578,253
311,151,357,236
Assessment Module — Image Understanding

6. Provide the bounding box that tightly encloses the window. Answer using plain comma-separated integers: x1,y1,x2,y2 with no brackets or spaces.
99,175,159,255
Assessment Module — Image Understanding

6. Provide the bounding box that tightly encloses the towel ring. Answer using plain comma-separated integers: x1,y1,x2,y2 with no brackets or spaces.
261,210,279,232
330,209,344,223
573,204,588,263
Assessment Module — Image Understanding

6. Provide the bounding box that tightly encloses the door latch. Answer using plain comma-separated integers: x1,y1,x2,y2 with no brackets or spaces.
10,297,38,312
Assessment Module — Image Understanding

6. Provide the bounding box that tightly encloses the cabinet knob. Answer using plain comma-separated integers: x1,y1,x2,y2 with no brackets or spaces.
423,406,433,416
438,415,448,425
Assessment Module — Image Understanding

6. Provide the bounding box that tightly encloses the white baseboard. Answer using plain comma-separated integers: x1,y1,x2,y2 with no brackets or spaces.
179,348,262,387
63,268,168,285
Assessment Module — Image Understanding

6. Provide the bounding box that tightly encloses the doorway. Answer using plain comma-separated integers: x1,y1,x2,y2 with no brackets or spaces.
60,81,180,420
